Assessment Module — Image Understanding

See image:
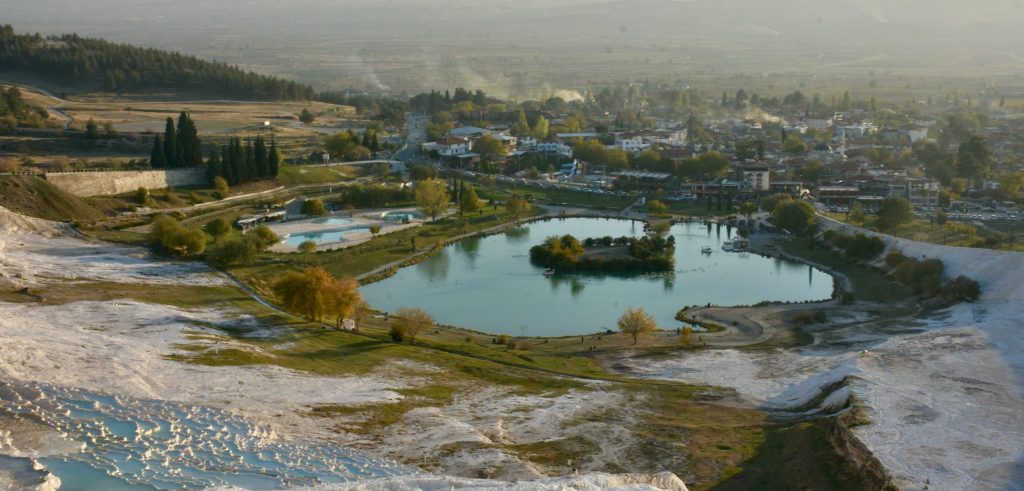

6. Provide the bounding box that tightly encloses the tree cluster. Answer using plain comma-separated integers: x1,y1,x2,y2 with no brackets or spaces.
205,224,279,268
827,232,885,262
149,215,206,257
0,25,313,100
409,88,493,116
0,86,48,132
273,267,363,328
150,112,201,168
317,92,408,127
529,233,674,273
207,136,281,186
772,200,816,235
674,152,730,180
334,184,412,209
323,129,378,162
885,251,981,302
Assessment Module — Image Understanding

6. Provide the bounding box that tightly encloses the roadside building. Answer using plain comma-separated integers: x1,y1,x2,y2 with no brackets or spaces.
740,162,771,191
614,171,673,193
435,136,472,157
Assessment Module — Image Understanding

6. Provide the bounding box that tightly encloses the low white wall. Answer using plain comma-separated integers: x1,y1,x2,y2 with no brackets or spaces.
44,169,207,197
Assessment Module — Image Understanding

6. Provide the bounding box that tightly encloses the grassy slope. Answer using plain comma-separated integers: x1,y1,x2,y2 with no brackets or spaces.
0,175,104,222
824,212,1024,252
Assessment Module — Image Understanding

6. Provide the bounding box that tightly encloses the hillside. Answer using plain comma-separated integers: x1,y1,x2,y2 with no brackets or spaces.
0,175,103,222
0,25,314,100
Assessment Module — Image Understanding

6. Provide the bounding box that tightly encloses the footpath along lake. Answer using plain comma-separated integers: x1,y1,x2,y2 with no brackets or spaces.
361,218,834,336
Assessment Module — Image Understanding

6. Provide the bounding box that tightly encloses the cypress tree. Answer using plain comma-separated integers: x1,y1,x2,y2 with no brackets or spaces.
268,138,281,178
206,146,222,182
221,144,236,185
243,138,255,183
176,111,201,167
228,138,242,184
163,117,181,167
150,134,166,168
254,136,268,179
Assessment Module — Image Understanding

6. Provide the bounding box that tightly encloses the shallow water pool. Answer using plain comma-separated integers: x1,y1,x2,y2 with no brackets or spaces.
284,227,371,246
0,381,414,490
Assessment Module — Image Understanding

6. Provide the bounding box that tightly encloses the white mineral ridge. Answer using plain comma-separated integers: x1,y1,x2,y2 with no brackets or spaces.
210,471,689,490
625,220,1024,490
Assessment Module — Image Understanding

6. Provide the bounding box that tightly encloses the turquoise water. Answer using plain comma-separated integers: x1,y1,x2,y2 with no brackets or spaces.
360,218,834,336
284,227,371,246
0,382,413,490
311,217,353,226
382,211,422,222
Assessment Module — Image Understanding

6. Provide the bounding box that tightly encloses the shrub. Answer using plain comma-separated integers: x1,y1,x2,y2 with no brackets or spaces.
206,236,258,268
646,199,668,215
497,334,510,345
813,310,827,323
301,198,328,216
203,217,234,239
893,257,944,296
884,251,907,268
842,234,885,262
946,275,981,302
794,310,814,325
134,187,151,206
248,224,281,250
389,325,405,342
298,240,317,254
213,176,229,196
149,215,207,256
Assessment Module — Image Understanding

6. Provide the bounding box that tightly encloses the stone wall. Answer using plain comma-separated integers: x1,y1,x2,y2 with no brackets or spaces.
43,169,207,197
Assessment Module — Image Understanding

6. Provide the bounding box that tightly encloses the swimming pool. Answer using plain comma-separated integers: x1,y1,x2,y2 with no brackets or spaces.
381,211,422,222
283,227,371,246
311,217,353,226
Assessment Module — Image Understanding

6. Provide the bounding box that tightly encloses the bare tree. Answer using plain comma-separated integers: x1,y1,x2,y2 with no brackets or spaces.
395,307,434,344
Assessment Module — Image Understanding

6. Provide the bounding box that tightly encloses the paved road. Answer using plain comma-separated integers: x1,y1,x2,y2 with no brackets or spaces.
7,83,75,130
394,114,426,162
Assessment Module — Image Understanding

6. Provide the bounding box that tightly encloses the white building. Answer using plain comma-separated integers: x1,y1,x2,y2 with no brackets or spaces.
518,136,538,150
650,129,688,147
740,162,771,191
536,142,573,157
613,135,650,153
805,118,834,131
435,136,472,157
449,126,490,139
835,123,878,139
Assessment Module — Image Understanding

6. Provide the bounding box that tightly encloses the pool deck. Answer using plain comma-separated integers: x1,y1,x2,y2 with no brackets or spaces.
267,207,423,253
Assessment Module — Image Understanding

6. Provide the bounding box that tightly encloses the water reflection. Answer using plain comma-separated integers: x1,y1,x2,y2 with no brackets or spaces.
416,248,451,281
505,226,531,242
454,236,481,266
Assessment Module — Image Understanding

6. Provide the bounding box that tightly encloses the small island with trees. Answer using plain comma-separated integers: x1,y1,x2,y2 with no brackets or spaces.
529,222,675,274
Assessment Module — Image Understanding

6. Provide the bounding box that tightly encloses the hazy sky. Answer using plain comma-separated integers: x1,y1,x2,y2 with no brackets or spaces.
4,0,1024,93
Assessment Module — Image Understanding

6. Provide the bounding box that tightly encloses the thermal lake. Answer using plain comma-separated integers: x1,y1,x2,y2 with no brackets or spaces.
361,218,834,336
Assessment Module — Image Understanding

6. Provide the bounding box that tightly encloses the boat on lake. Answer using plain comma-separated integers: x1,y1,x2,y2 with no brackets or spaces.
701,246,713,254
543,268,555,276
